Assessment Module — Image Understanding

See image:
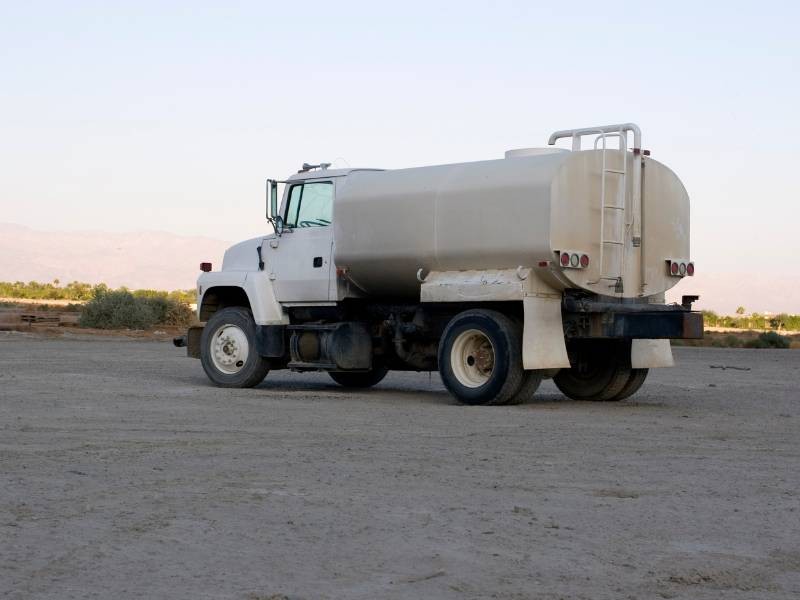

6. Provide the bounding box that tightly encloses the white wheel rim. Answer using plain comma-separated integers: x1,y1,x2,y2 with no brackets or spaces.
450,328,495,388
210,324,250,374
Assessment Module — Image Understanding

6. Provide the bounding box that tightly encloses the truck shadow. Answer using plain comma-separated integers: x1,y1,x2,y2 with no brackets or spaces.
184,374,668,409
247,374,453,404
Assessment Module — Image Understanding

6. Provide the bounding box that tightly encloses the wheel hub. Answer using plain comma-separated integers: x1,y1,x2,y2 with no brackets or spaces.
210,324,250,374
450,329,495,388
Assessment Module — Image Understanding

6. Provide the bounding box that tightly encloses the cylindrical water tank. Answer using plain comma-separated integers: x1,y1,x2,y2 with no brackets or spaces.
333,150,689,299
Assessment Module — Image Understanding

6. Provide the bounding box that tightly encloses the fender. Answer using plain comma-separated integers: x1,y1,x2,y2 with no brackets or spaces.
198,270,288,325
420,269,570,369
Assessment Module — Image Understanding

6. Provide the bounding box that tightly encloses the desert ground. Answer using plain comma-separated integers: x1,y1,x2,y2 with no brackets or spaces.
1,332,799,600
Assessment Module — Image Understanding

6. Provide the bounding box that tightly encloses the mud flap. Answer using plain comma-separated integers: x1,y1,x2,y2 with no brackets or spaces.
186,325,203,359
522,295,570,370
631,339,674,368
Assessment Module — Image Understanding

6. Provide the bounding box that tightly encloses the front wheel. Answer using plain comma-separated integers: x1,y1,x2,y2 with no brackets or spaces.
200,307,270,388
438,309,524,405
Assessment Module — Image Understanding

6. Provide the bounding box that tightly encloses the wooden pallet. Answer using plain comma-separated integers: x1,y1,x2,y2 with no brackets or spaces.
20,314,61,327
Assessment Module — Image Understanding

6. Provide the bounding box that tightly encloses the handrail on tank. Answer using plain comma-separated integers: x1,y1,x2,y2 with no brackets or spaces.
549,123,644,292
548,123,642,152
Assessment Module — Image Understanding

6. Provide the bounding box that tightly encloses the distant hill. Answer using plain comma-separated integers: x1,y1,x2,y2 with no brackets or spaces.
0,223,230,290
1,223,796,314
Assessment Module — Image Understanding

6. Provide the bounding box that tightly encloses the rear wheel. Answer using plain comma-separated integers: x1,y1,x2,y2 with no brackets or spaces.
200,307,270,388
329,366,388,388
505,370,544,405
438,310,524,405
609,368,649,401
553,341,631,401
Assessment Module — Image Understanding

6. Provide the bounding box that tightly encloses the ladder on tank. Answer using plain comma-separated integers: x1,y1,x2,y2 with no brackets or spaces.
547,123,643,295
594,131,628,293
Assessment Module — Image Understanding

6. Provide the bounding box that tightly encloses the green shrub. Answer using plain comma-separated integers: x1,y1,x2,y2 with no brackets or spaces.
744,331,791,349
744,338,767,349
144,295,195,325
79,290,193,329
724,334,743,348
0,280,195,304
166,301,194,325
710,334,743,348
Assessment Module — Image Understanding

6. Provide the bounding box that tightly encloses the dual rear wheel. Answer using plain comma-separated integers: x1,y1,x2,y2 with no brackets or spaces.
438,310,647,405
552,340,648,401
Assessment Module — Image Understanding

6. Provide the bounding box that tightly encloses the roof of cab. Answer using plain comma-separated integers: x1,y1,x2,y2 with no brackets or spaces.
286,168,385,182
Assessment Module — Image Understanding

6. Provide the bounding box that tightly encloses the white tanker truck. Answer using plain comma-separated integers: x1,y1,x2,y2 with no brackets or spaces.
180,123,702,405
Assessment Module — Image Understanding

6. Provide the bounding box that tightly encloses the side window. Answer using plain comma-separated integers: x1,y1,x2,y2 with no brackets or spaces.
284,181,333,228
285,185,303,228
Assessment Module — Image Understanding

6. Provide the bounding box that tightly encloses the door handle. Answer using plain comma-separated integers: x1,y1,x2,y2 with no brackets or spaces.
313,257,323,268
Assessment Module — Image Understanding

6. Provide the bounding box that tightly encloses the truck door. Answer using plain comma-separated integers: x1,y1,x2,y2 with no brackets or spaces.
267,180,334,302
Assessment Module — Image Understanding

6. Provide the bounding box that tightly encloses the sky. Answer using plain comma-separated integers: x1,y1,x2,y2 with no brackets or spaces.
1,1,799,312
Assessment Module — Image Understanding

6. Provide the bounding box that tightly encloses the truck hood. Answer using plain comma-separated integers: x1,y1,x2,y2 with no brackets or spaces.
221,235,273,271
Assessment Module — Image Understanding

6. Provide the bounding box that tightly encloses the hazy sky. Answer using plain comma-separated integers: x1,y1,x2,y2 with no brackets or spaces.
1,1,799,311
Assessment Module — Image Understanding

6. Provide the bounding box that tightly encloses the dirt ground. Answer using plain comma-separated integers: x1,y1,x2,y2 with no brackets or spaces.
1,332,799,600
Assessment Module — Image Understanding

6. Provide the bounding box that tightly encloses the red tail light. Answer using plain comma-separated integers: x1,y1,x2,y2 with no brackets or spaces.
557,250,589,269
200,262,212,272
667,259,693,277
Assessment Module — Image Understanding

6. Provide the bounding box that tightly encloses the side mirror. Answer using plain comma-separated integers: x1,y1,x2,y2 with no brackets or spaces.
270,180,278,218
273,215,284,236
266,179,282,236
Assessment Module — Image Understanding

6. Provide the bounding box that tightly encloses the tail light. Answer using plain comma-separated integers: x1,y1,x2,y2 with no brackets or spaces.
200,262,212,272
556,251,590,269
667,259,694,277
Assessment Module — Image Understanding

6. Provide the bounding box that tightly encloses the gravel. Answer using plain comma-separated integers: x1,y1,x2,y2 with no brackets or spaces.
1,333,799,599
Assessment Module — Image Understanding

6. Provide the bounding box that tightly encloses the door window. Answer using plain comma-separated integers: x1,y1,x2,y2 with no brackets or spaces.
284,181,333,228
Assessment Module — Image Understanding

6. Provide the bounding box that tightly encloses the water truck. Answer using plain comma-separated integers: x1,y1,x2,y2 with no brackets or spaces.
180,123,702,405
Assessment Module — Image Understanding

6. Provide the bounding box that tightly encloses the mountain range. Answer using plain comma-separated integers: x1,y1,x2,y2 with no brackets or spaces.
0,223,230,291
1,223,796,314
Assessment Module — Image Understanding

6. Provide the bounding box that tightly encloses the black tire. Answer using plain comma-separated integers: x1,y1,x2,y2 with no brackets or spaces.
438,309,525,406
200,307,270,388
608,368,649,401
504,370,544,405
329,366,389,388
553,341,631,401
